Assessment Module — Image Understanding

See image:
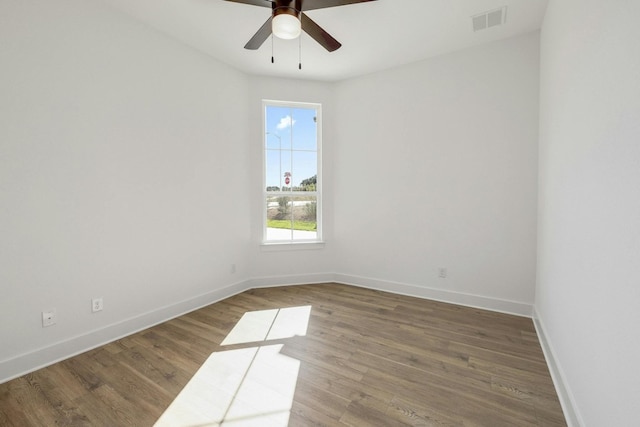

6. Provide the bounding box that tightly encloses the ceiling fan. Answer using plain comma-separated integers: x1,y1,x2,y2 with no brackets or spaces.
224,0,377,52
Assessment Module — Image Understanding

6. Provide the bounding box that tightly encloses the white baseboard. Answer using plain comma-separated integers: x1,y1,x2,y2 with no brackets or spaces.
334,273,533,317
246,272,336,289
532,308,583,427
1,272,534,384
0,279,250,384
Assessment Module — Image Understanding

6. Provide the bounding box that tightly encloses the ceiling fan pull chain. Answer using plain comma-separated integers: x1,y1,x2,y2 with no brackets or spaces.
298,29,302,70
298,12,302,70
271,33,274,63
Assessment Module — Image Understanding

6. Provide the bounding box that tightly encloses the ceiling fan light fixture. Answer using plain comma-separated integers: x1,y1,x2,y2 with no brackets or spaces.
272,13,301,40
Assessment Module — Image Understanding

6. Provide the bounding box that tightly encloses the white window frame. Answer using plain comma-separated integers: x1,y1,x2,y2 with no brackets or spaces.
262,99,322,246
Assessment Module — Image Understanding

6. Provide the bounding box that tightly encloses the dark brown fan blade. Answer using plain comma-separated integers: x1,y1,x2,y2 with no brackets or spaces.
244,17,273,49
301,0,376,12
301,12,341,52
224,0,272,8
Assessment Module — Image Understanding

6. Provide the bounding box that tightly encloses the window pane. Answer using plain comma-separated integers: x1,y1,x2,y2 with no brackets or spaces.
265,195,317,241
265,150,281,191
265,106,293,150
292,196,317,240
266,196,293,241
292,151,317,190
265,149,293,191
291,108,317,151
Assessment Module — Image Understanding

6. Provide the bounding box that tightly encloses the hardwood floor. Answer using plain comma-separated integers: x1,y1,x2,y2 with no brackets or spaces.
0,283,566,426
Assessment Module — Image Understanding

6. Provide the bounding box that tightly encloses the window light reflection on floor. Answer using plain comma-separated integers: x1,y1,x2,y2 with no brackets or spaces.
154,306,312,427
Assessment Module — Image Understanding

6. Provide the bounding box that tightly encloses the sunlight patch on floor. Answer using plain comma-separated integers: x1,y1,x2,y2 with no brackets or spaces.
154,306,311,426
222,306,312,345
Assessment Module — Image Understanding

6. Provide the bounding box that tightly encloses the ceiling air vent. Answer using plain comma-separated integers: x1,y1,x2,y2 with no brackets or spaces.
472,6,507,32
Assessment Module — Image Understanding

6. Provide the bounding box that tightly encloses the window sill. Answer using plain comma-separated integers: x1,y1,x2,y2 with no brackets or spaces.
260,241,325,252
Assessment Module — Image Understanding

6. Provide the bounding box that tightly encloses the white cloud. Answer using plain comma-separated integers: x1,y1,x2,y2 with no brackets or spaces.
276,115,296,130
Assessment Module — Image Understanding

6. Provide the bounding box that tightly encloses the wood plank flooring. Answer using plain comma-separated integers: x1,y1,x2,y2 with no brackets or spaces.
0,283,567,426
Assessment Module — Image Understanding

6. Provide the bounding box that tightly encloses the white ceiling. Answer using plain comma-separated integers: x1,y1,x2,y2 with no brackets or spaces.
99,0,549,82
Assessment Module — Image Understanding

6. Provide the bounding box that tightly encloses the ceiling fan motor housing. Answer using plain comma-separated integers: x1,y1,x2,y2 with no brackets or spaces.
273,0,301,18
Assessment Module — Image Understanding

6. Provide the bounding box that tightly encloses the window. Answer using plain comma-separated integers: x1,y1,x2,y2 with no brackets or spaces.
263,100,321,243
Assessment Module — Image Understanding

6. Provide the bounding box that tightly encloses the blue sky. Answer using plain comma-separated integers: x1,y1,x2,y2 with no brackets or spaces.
265,105,318,190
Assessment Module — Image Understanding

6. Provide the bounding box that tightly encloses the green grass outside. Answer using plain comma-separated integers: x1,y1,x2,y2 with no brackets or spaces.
267,220,317,231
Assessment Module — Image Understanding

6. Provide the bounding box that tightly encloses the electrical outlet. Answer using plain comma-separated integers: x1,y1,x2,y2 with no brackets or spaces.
42,309,57,327
92,297,103,313
438,268,448,278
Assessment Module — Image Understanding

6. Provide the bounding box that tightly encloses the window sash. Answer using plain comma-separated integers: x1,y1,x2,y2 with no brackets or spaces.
262,100,321,243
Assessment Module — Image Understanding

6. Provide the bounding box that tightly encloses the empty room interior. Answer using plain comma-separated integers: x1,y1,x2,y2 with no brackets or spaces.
1,0,638,425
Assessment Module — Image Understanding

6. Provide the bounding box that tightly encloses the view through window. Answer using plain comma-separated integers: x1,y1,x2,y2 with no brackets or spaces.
263,101,321,243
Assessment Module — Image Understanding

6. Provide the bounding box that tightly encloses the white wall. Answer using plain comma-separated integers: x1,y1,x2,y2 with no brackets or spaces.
0,0,250,379
0,1,544,384
332,33,540,313
536,0,640,425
